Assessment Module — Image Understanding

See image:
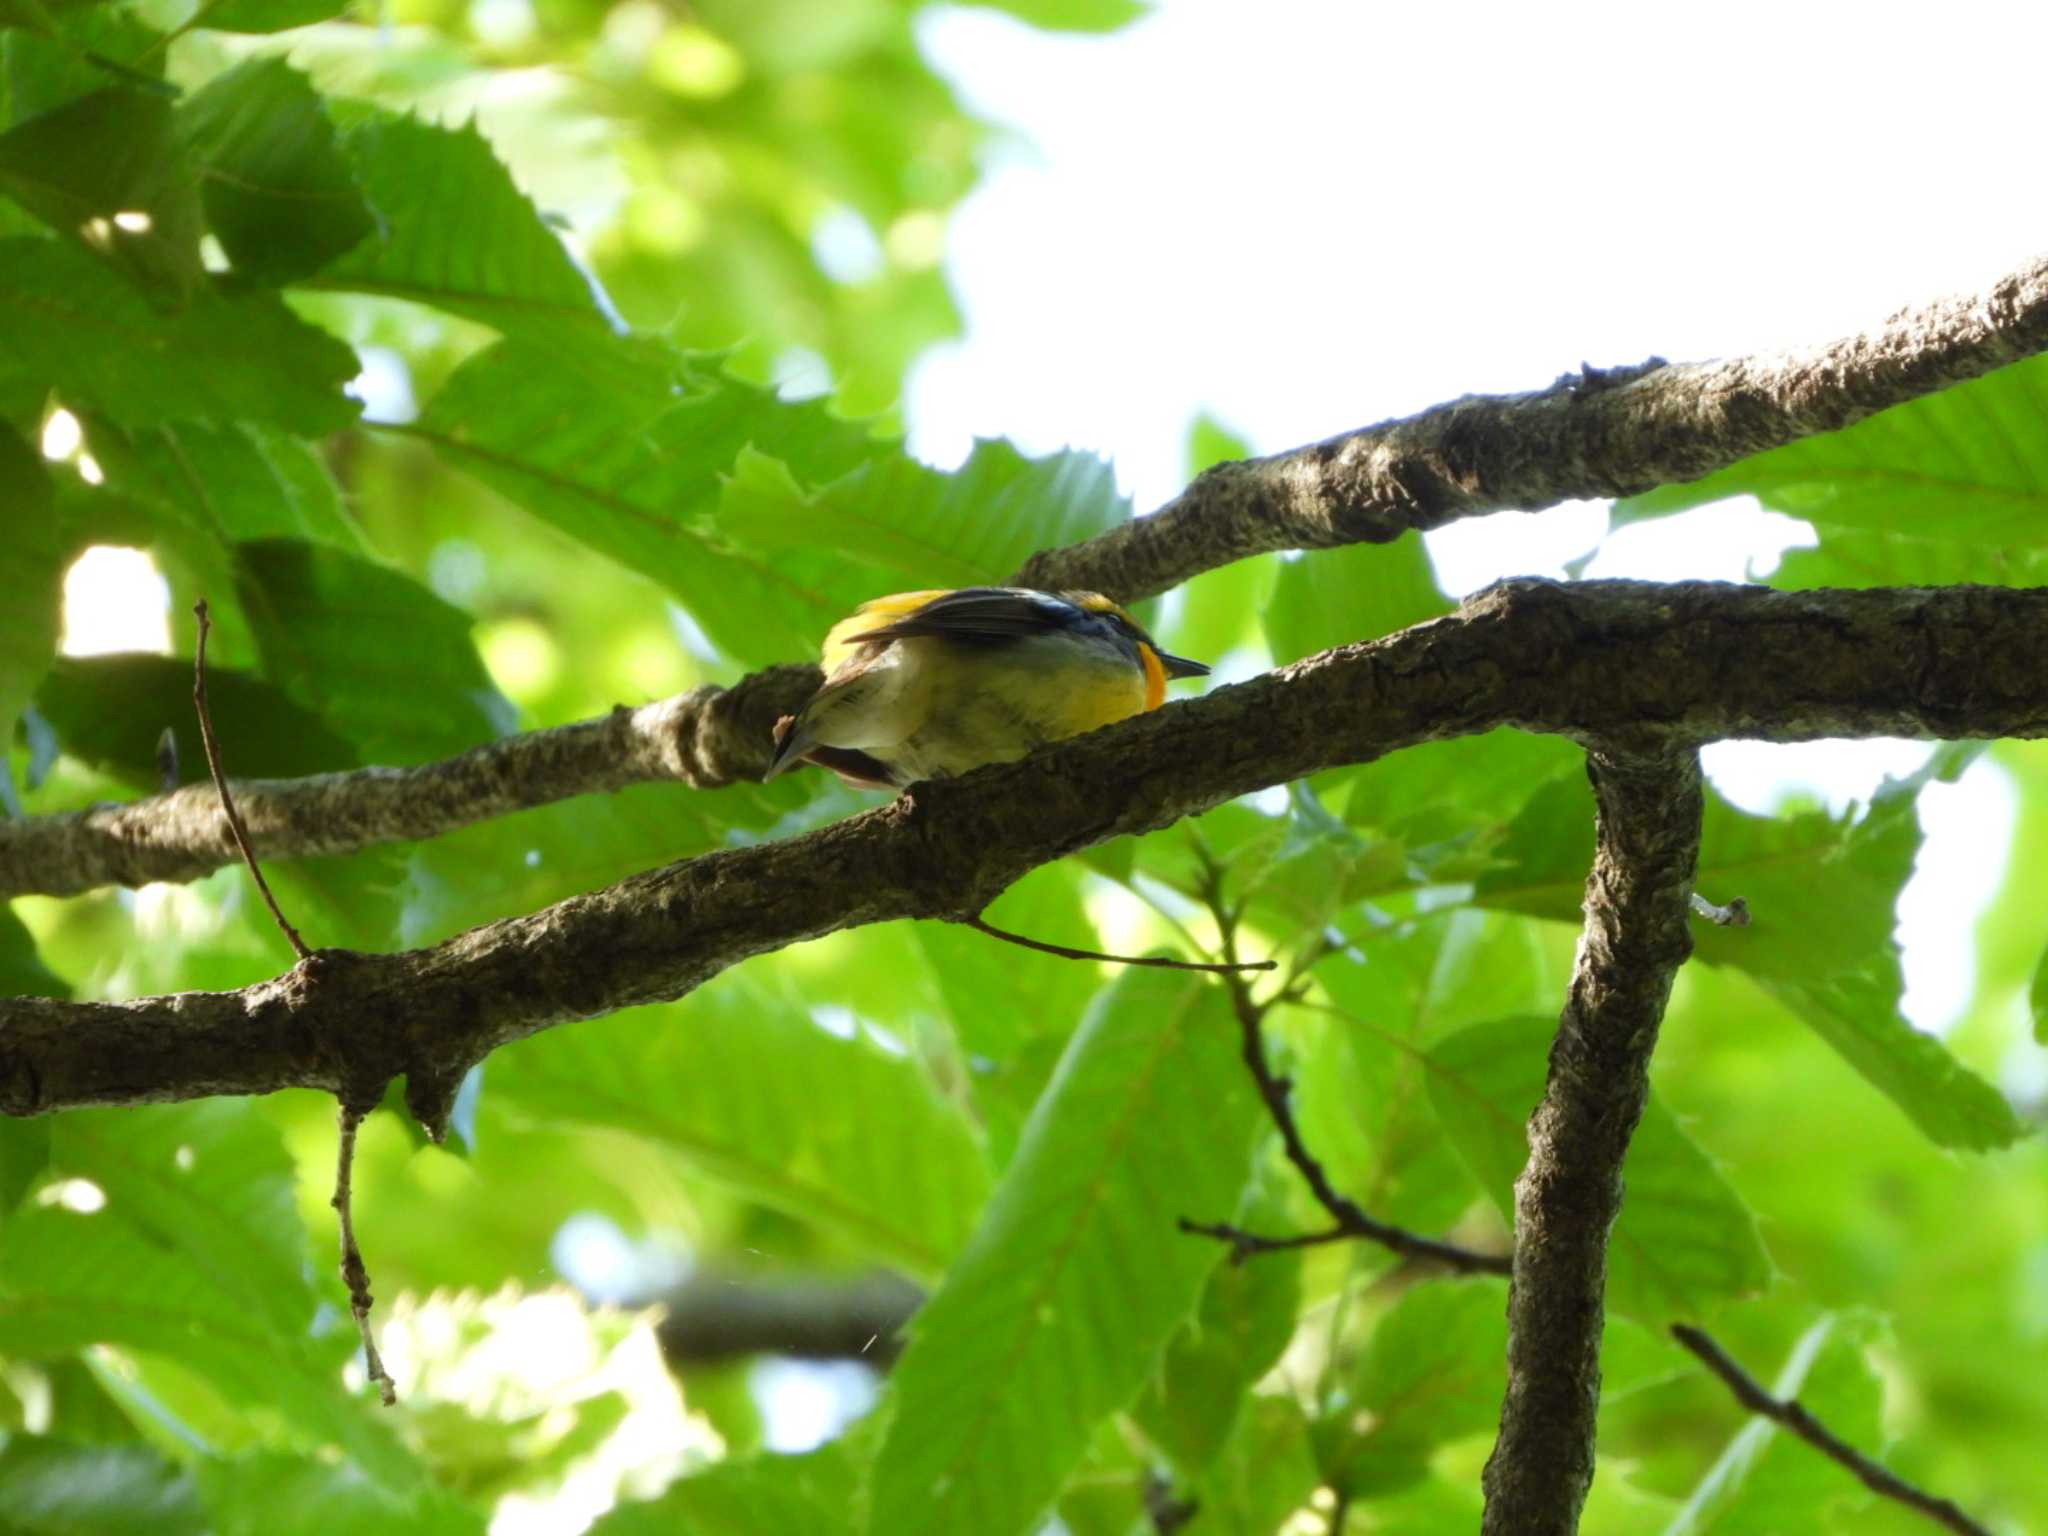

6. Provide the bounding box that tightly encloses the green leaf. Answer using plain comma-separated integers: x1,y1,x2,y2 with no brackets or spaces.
0,86,203,303
0,903,66,1001
1320,1279,1508,1496
319,112,607,338
1473,758,2022,1150
85,419,362,550
2033,942,2048,1045
0,1439,205,1536
911,861,1107,1058
1182,411,1251,481
0,419,63,770
404,333,891,665
34,653,358,788
1759,961,2022,1152
178,59,375,286
956,0,1147,31
0,237,360,434
235,538,512,764
1665,1314,1884,1535
1133,1177,1302,1472
195,1453,485,1536
1614,355,2048,550
591,1440,859,1536
1263,534,1452,666
867,967,1265,1536
0,1105,421,1493
1186,1394,1321,1536
1427,1017,1771,1323
488,977,991,1277
193,0,351,36
1,10,167,131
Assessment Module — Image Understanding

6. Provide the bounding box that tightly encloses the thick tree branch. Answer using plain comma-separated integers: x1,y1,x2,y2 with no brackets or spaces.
1480,750,1704,1536
1017,253,2048,598
5,579,2047,1117
7,254,2047,902
0,668,817,899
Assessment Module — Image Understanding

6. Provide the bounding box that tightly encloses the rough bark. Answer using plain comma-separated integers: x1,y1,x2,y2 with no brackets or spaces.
6,579,2045,1124
1480,751,1703,1535
8,253,2048,902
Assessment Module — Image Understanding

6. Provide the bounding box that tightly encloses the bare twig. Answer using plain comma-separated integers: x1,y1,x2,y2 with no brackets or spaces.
964,914,1274,975
1689,891,1750,927
1669,1325,1992,1536
1178,856,1510,1278
191,600,310,962
333,1103,396,1407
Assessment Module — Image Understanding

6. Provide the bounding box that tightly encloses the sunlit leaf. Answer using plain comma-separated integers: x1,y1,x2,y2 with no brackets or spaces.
1428,1017,1771,1322
0,1439,205,1536
868,968,1264,1536
0,238,360,433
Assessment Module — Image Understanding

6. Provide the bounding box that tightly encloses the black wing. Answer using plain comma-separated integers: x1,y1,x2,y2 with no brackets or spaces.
846,587,1078,647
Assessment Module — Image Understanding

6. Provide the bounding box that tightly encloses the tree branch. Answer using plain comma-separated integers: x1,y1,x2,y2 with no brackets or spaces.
1669,1325,1994,1536
8,253,2048,902
1480,749,1704,1536
5,579,2047,1117
651,1268,923,1368
1017,253,2048,599
0,667,818,900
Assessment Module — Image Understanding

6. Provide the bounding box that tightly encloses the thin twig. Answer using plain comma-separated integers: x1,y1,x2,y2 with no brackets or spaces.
1689,891,1751,927
1670,1325,1993,1536
1178,855,1509,1278
334,1104,397,1407
964,914,1274,974
191,600,310,962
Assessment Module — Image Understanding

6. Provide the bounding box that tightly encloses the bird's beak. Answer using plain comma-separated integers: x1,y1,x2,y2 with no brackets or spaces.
1157,651,1210,679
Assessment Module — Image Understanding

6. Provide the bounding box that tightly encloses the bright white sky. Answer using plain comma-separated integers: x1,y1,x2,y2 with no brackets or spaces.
903,0,2048,1035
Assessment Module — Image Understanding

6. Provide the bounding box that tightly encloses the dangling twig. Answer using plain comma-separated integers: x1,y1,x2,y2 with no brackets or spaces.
191,599,309,962
335,1103,397,1407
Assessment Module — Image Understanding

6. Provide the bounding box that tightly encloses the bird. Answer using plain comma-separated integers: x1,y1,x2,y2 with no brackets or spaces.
765,586,1210,789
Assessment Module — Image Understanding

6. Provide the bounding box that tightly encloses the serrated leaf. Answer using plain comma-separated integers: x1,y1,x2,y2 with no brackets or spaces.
1427,1017,1771,1322
178,58,375,285
1665,1314,1884,1535
489,977,991,1277
0,237,360,433
1759,961,2022,1151
0,1439,205,1536
867,968,1264,1536
1614,355,2048,550
73,418,363,626
0,86,203,303
1474,756,2020,1150
404,332,890,664
235,538,512,764
1321,1279,1508,1496
1,11,167,130
319,112,607,338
